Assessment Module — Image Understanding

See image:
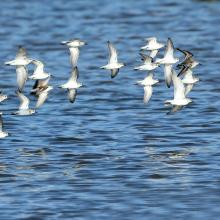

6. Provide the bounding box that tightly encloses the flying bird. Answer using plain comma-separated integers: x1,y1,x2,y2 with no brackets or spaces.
0,113,8,138
5,46,32,66
59,67,83,103
29,60,50,80
155,38,179,65
100,41,125,78
5,46,32,91
165,70,192,111
156,38,179,88
61,39,87,67
177,48,200,77
140,37,164,58
136,72,159,104
13,91,35,115
134,53,159,71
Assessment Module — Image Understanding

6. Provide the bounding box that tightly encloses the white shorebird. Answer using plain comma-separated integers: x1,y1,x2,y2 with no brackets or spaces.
5,46,32,91
61,39,87,67
0,113,8,138
156,38,179,88
0,91,7,103
30,76,51,96
134,53,159,71
136,72,159,104
13,91,35,115
181,69,199,95
59,67,83,103
141,37,164,58
156,38,179,65
29,60,50,80
100,41,125,78
35,86,53,109
165,70,192,110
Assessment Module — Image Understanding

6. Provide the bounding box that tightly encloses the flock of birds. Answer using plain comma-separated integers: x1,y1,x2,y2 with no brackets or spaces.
0,37,200,138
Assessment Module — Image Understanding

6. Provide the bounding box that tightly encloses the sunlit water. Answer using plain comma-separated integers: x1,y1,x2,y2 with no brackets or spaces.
0,0,220,219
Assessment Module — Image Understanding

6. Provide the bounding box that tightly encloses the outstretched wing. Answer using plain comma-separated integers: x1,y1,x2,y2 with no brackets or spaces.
172,70,186,100
35,91,48,109
32,59,44,73
165,38,174,58
16,66,28,92
111,69,119,78
69,67,79,82
185,84,194,96
164,64,172,88
68,89,77,103
177,48,193,60
108,41,118,63
16,91,30,110
143,86,153,104
177,65,189,77
149,49,158,58
69,47,80,67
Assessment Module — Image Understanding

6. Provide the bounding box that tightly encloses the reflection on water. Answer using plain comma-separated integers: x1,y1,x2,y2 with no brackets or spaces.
0,0,220,219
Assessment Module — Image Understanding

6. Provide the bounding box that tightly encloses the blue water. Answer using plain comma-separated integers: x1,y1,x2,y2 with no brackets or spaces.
0,0,220,219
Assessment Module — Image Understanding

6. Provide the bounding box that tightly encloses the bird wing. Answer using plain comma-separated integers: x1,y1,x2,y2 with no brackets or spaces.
69,67,79,82
172,70,186,100
108,41,118,63
139,53,153,64
164,64,172,88
177,48,193,60
35,91,48,109
185,84,194,96
177,65,190,77
149,50,158,58
65,67,79,86
111,69,119,78
68,89,77,103
32,60,44,73
16,66,28,92
143,85,153,104
17,91,30,110
164,38,174,58
69,47,79,67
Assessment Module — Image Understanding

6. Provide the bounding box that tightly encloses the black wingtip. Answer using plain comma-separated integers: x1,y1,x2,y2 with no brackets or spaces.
111,73,117,79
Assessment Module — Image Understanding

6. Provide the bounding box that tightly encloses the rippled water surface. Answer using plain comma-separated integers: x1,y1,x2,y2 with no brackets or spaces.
0,0,220,219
